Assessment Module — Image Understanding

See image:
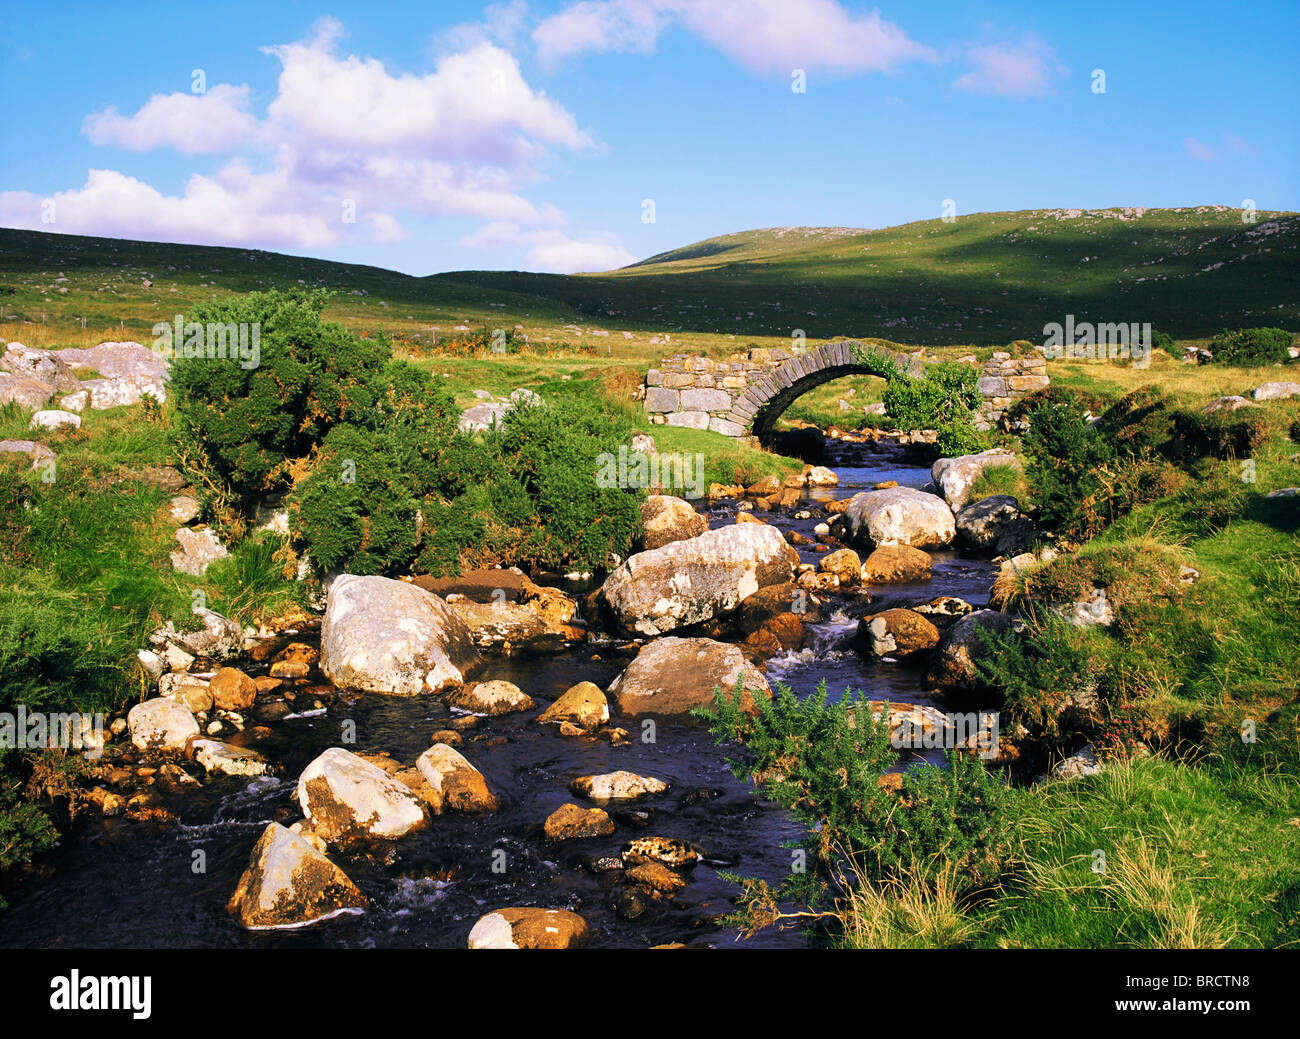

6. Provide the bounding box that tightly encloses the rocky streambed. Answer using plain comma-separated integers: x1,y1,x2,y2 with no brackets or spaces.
0,432,1008,950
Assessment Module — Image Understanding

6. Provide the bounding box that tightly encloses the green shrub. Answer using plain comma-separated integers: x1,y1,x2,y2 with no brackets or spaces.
974,616,1099,740
290,386,643,578
171,288,389,499
1173,408,1270,459
1005,385,1114,428
1023,401,1117,539
1207,327,1294,366
1095,385,1179,458
0,594,123,716
697,679,1012,938
882,361,985,454
1151,328,1176,356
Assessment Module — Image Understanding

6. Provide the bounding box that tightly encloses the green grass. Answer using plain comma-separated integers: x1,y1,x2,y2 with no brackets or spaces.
5,206,1297,354
979,752,1300,949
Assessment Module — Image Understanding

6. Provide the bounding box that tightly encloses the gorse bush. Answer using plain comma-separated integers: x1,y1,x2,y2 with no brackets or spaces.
974,615,1098,740
171,289,645,578
881,360,985,454
698,680,1012,939
289,383,643,577
171,289,389,499
1207,327,1293,366
1023,401,1117,539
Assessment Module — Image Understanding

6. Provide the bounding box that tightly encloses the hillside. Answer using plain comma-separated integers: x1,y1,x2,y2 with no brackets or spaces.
2,206,1297,345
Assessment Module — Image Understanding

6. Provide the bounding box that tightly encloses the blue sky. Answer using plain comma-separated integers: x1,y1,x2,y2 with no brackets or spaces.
2,0,1296,274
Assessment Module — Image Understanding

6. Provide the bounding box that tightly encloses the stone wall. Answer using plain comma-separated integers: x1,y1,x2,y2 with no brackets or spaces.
973,351,1050,431
643,347,800,437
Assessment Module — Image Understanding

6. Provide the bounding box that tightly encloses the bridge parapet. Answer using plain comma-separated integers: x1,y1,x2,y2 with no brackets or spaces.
640,340,1049,436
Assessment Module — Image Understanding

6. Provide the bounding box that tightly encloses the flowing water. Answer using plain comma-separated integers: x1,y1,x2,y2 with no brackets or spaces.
0,434,993,949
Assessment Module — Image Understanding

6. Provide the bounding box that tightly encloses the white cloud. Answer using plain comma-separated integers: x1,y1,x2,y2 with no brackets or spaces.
2,18,625,264
534,0,933,75
460,220,636,272
82,83,263,154
954,35,1067,98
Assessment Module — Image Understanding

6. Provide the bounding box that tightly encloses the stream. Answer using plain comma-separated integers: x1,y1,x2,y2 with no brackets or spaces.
0,433,994,949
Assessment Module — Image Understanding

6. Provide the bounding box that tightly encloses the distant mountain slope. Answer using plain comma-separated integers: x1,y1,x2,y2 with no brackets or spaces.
3,206,1296,344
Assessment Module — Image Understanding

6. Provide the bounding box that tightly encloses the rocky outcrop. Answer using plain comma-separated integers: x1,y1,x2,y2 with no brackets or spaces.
599,523,797,637
320,575,480,695
227,823,367,929
931,450,1021,509
467,907,590,949
445,586,584,655
607,636,770,719
840,488,955,550
640,494,708,549
296,748,428,841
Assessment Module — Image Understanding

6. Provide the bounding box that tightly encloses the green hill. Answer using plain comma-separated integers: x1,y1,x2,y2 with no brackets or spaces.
2,205,1297,345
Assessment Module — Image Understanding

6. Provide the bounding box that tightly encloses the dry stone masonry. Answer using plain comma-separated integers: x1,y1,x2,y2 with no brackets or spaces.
641,340,1049,436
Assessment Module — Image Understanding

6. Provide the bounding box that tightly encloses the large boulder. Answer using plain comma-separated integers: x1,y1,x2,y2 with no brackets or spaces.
296,747,428,842
640,494,708,550
1252,381,1300,402
931,450,1021,509
467,907,591,949
841,488,955,550
227,823,367,929
955,495,1023,551
128,699,200,752
320,575,481,695
416,744,499,812
860,544,933,583
927,610,1014,694
819,548,862,585
856,609,941,659
599,523,797,637
209,667,256,711
607,636,770,719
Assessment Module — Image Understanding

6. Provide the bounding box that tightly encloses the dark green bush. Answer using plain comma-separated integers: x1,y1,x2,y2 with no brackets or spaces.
1173,408,1270,459
171,288,389,498
290,385,643,578
1095,385,1179,458
697,679,1012,936
974,616,1098,740
1207,327,1294,366
882,361,985,454
1151,328,1176,356
1006,384,1114,427
1023,401,1117,539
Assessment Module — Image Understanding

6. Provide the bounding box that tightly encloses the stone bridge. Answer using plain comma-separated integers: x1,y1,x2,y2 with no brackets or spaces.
641,339,1049,436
